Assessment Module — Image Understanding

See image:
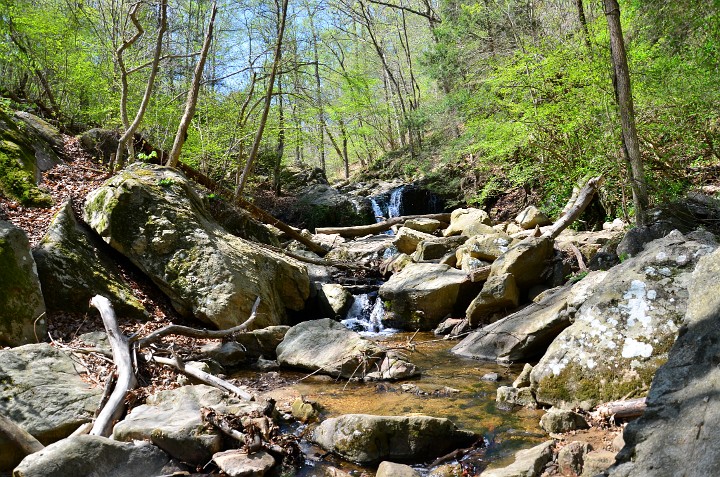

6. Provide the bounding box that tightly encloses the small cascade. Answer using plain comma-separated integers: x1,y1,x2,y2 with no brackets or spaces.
370,197,386,223
387,186,405,218
341,292,396,336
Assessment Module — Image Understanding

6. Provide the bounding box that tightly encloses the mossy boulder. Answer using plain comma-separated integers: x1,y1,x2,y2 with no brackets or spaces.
312,414,476,465
33,201,147,319
531,231,717,409
0,110,57,206
0,220,46,347
83,163,310,329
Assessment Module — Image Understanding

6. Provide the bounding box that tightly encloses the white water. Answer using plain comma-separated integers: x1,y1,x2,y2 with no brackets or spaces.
387,186,404,218
341,293,397,336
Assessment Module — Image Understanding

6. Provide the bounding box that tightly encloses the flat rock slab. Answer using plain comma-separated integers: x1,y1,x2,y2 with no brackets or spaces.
480,440,555,477
213,450,276,477
0,344,101,471
13,435,176,477
113,384,263,465
312,414,476,465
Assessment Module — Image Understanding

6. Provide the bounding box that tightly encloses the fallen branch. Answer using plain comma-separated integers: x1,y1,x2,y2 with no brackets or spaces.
543,176,603,240
0,414,44,458
134,297,260,348
89,295,137,437
255,242,376,273
315,212,452,238
151,355,253,401
592,397,647,421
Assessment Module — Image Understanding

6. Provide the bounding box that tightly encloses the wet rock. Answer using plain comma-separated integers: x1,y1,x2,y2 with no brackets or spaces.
13,435,177,477
379,263,481,330
312,414,476,465
83,163,309,329
319,284,354,317
466,273,520,327
394,227,434,254
531,231,716,409
482,373,500,382
415,236,467,261
512,364,533,388
490,236,554,288
434,318,470,338
212,449,276,477
0,344,101,470
291,397,320,422
33,201,147,319
404,217,443,234
539,408,589,433
496,386,537,409
479,440,554,477
557,441,593,476
0,221,46,346
276,318,419,380
113,384,263,465
516,205,552,230
377,461,421,477
453,273,605,363
605,246,720,477
443,208,492,237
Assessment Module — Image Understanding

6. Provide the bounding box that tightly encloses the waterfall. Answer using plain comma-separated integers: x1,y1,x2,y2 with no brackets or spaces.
341,293,396,336
370,197,386,222
387,186,404,218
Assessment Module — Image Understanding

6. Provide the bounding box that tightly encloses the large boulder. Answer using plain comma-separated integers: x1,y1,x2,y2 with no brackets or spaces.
460,233,515,262
276,318,419,380
443,208,492,237
83,163,310,329
453,272,605,362
530,231,716,409
489,236,555,288
13,111,64,156
0,344,102,470
479,440,555,477
33,201,146,318
379,263,481,330
291,184,371,231
312,414,476,465
13,435,176,477
414,235,467,261
0,220,46,346
0,110,58,206
393,227,434,255
606,246,720,477
325,235,393,266
113,384,263,465
465,273,520,326
515,205,552,230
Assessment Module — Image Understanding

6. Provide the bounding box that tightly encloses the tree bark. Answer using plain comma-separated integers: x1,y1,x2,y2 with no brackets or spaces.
0,414,44,458
575,0,592,54
593,397,646,420
166,2,218,168
604,0,648,226
89,296,137,437
235,0,289,198
542,176,603,239
152,355,253,400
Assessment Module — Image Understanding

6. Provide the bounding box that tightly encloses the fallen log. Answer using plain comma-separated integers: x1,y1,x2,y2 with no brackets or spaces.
315,212,452,238
89,295,137,437
542,176,603,240
151,355,253,401
176,163,328,256
592,397,646,421
0,414,44,458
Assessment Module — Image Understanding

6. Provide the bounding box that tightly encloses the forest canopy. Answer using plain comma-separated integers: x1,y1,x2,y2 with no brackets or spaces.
1,0,718,220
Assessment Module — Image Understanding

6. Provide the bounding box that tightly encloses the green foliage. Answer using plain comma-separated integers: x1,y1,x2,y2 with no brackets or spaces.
137,150,158,163
158,178,175,187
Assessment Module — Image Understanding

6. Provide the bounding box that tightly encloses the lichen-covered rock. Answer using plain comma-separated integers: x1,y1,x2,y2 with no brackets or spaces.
539,408,589,433
489,236,555,288
79,128,120,163
33,201,146,319
515,205,552,230
531,231,716,409
13,111,64,156
379,263,481,330
453,272,605,363
443,208,492,237
276,318,419,380
394,227,435,255
13,435,176,477
606,246,720,477
466,273,520,326
83,163,309,329
557,441,592,476
460,233,515,262
312,414,476,465
496,386,537,409
0,344,101,471
0,220,46,346
113,384,263,465
292,183,371,230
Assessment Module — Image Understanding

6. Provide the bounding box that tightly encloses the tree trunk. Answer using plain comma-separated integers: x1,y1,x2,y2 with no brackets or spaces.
273,75,285,195
166,2,218,168
604,0,648,226
316,212,452,238
235,0,289,198
575,0,592,54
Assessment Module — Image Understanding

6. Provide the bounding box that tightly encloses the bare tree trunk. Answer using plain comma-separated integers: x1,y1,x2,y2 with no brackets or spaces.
235,0,289,198
575,0,592,54
166,2,218,168
113,0,168,171
272,75,285,194
307,6,326,172
0,414,44,459
604,0,648,225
